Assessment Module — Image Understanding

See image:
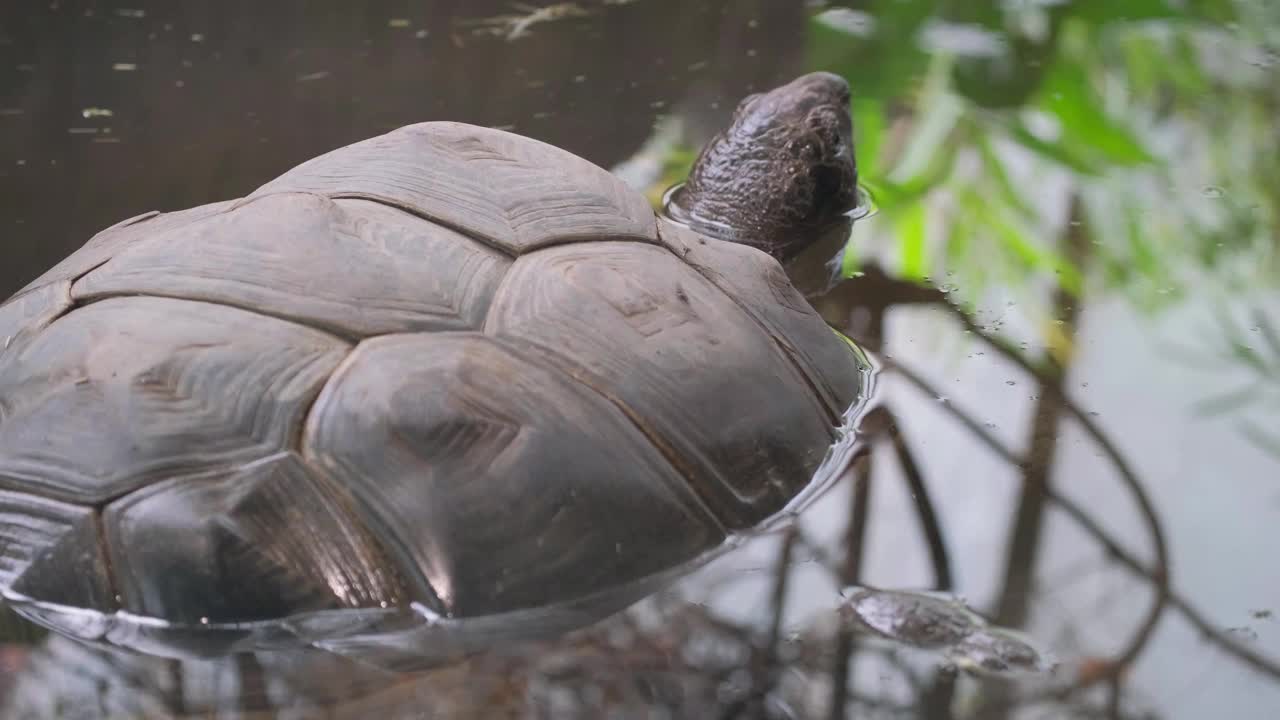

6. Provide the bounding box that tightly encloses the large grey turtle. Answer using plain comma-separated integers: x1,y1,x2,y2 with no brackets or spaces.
0,72,870,669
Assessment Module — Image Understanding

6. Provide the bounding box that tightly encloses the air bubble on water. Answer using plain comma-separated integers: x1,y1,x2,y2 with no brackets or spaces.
1006,380,1016,386
1202,185,1224,198
111,62,137,71
199,616,209,625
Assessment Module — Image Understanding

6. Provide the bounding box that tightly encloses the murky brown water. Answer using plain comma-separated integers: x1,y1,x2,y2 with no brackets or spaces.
2,1,1279,718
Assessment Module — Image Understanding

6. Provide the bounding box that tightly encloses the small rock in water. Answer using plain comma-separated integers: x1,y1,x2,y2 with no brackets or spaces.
947,627,1051,675
839,586,1056,677
839,587,979,648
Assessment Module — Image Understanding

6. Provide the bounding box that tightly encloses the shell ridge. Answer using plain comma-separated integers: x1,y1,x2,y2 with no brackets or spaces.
485,335,728,537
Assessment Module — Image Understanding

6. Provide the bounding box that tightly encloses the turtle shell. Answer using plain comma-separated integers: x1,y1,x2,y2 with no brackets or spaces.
0,122,870,666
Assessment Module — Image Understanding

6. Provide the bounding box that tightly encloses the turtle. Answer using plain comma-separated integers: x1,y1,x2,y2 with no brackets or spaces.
0,71,871,670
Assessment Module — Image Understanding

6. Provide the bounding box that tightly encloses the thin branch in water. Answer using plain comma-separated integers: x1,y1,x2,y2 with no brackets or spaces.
884,357,1280,683
884,415,954,592
943,298,1170,678
827,450,875,720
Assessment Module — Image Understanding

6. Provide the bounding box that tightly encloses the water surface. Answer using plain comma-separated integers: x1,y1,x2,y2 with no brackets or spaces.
1,2,1278,718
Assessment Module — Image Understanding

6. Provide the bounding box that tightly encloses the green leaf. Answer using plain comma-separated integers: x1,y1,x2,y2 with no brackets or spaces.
841,232,864,278
1005,121,1103,175
1062,0,1236,25
960,187,1085,296
975,132,1038,221
853,98,887,177
1194,383,1266,416
1252,309,1280,361
1123,206,1164,281
806,5,933,103
895,203,929,282
1239,420,1280,462
1036,60,1155,167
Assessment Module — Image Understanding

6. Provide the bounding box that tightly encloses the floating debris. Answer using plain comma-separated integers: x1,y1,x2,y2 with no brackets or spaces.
387,18,411,28
81,107,113,118
0,108,23,116
296,71,330,82
67,127,100,135
1226,626,1260,642
111,62,138,72
115,8,145,19
190,33,204,42
839,586,1057,677
465,3,591,41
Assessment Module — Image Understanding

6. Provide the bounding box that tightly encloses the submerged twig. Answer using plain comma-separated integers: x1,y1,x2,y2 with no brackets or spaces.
888,419,954,592
827,451,875,720
885,357,1280,683
944,299,1170,681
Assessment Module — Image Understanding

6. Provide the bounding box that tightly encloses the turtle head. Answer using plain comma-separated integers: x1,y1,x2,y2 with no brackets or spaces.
666,72,859,264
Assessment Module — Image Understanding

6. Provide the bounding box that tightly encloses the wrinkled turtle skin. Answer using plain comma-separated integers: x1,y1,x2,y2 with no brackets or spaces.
0,72,868,669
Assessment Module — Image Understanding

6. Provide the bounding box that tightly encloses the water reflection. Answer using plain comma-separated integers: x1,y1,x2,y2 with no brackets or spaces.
2,1,1280,719
0,0,806,298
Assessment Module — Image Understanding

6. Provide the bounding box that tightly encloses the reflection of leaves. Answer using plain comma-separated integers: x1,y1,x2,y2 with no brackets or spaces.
1240,420,1280,462
1190,306,1280,462
1033,56,1155,168
1064,0,1237,25
1255,308,1280,359
975,134,1036,220
808,4,936,103
1194,382,1266,415
794,0,1279,321
893,203,929,281
958,186,1085,297
1004,120,1104,175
